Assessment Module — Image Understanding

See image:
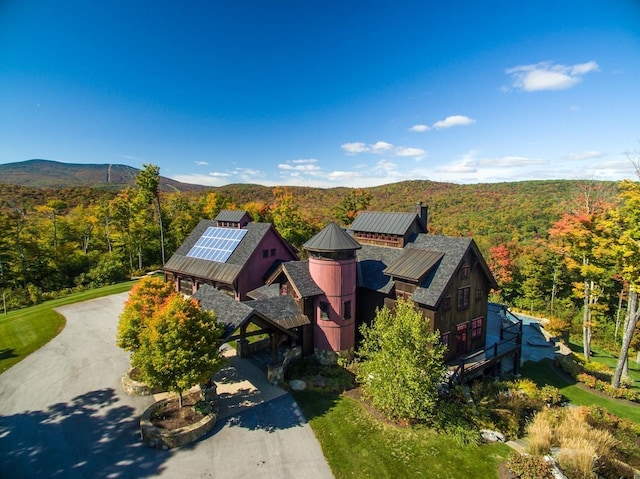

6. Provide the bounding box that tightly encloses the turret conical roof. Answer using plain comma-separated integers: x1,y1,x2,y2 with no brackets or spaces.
303,222,362,253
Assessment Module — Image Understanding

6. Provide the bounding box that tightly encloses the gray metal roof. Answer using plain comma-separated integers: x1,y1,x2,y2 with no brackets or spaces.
383,248,444,282
303,222,361,252
349,211,421,236
163,220,275,284
214,209,252,222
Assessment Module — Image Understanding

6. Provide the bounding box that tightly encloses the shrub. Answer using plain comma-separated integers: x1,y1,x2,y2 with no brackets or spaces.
526,414,553,456
506,452,554,479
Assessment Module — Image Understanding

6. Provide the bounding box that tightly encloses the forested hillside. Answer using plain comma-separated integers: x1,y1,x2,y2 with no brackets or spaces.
1,165,634,357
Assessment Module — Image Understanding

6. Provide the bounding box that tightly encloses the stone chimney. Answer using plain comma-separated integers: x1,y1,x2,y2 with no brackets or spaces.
415,202,428,232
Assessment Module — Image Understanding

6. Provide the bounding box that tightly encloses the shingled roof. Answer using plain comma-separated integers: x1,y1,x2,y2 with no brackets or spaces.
349,211,423,236
410,234,497,307
357,234,496,308
266,261,324,298
193,284,307,340
163,220,290,285
303,222,361,252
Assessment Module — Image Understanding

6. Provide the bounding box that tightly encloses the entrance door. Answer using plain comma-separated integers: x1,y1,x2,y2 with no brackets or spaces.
456,323,468,355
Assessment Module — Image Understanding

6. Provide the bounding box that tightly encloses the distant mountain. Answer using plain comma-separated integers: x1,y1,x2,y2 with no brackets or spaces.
0,159,208,191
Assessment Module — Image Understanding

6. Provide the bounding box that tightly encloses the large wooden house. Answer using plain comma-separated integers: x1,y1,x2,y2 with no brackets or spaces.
165,206,518,381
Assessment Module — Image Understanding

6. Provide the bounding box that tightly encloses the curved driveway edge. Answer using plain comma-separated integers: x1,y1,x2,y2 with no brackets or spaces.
0,292,333,479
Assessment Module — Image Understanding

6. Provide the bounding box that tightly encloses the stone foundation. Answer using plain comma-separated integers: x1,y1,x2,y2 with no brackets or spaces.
121,368,162,396
314,347,354,365
140,385,218,450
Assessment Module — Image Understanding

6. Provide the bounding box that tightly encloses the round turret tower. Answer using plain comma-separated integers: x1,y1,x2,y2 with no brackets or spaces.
303,222,361,364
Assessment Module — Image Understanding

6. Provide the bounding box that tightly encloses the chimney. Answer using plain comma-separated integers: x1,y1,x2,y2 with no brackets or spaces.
415,202,428,233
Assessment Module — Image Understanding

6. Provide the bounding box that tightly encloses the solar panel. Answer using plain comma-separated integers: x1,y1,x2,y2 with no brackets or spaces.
186,227,248,263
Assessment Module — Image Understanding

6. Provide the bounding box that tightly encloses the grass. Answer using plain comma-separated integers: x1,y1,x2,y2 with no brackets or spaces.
521,359,640,424
569,340,640,391
0,281,137,373
293,390,512,479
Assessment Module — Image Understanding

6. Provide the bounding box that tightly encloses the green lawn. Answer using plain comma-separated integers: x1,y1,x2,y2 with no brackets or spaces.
521,359,640,424
568,340,640,391
0,281,137,373
293,390,512,479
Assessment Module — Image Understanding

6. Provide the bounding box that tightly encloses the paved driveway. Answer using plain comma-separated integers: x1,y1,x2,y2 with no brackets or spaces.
0,293,333,479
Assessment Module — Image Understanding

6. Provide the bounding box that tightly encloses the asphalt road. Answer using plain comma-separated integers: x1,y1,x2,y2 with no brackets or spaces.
0,293,333,479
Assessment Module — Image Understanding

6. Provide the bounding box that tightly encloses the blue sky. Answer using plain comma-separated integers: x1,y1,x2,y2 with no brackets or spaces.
1,1,639,188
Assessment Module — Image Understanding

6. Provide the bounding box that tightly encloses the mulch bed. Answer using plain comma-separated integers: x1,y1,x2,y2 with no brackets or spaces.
150,391,205,430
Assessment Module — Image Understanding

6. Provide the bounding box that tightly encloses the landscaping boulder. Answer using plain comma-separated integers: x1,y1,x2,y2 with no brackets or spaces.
480,429,506,443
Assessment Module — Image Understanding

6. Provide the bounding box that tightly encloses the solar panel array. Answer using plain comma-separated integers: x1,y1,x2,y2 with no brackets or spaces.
186,227,248,263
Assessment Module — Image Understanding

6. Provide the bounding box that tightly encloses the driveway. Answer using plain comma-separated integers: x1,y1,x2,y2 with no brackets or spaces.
0,293,333,479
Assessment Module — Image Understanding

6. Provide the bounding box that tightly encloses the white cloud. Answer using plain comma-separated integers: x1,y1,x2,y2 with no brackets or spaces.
396,147,427,158
170,174,228,187
278,159,321,173
433,115,476,129
341,141,426,159
409,124,430,132
194,161,209,166
479,156,547,167
564,150,604,161
505,61,599,92
341,142,368,154
209,171,230,177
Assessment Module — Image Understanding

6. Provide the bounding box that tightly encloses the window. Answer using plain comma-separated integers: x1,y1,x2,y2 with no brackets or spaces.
343,300,351,319
457,287,470,309
440,331,450,347
270,248,276,257
471,317,483,338
475,288,482,301
443,296,451,311
460,265,469,279
262,249,269,258
320,301,329,320
178,277,193,295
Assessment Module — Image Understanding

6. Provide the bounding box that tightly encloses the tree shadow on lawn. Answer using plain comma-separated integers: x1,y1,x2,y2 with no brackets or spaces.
0,388,169,478
0,349,17,361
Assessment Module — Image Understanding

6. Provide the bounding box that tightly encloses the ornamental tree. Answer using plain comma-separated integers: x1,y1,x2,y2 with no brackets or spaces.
116,276,175,353
356,298,446,422
132,294,225,408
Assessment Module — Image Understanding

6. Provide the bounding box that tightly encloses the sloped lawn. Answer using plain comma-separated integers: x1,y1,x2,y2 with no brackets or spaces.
521,359,640,424
0,281,137,373
293,390,511,479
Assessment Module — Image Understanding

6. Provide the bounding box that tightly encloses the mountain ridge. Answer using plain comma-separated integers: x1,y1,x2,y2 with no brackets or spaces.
0,159,207,191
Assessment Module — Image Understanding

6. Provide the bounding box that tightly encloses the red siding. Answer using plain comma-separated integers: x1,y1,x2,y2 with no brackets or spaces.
309,256,357,352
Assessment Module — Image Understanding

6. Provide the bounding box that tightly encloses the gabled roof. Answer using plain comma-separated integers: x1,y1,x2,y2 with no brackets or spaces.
357,234,497,308
245,296,310,329
266,261,324,298
303,222,361,252
383,248,444,282
349,211,423,236
214,209,253,223
193,284,307,340
164,220,294,284
408,234,497,307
